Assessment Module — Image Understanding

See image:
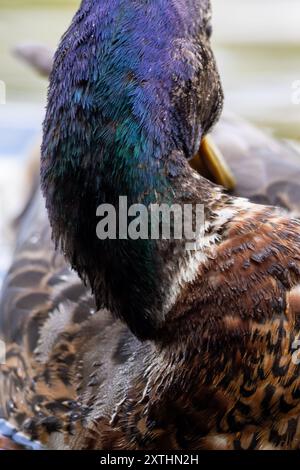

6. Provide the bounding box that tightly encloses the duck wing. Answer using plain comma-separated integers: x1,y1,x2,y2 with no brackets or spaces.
213,112,300,215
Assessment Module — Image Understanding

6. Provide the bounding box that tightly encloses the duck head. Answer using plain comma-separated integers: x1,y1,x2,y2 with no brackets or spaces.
41,0,224,340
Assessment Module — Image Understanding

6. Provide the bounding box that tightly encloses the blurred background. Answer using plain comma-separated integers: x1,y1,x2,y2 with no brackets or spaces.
0,0,300,284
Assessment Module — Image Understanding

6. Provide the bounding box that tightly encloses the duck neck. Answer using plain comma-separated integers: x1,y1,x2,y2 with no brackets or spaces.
88,150,220,340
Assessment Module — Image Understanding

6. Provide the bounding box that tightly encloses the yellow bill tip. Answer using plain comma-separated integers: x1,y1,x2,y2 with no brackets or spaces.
190,135,236,191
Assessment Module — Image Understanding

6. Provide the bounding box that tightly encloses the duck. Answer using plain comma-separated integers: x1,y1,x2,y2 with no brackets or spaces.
2,0,300,450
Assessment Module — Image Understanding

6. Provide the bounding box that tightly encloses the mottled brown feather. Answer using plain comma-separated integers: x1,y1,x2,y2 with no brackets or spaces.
1,118,300,449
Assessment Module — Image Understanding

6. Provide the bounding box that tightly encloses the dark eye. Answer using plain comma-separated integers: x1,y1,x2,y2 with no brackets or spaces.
205,22,213,39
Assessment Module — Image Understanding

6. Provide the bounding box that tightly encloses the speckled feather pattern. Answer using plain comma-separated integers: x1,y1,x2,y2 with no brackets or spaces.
41,0,223,339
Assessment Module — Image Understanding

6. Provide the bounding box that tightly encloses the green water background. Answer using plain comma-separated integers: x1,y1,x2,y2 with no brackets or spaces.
0,0,299,140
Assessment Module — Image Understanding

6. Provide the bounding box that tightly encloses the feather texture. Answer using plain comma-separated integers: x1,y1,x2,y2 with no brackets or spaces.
2,0,300,450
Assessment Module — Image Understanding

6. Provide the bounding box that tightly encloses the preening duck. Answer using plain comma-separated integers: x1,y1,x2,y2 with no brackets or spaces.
1,0,300,450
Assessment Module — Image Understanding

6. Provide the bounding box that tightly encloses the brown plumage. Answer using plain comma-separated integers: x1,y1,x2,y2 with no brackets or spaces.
13,42,300,212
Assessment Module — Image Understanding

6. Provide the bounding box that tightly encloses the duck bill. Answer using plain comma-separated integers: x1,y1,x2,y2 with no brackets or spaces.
189,134,236,191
